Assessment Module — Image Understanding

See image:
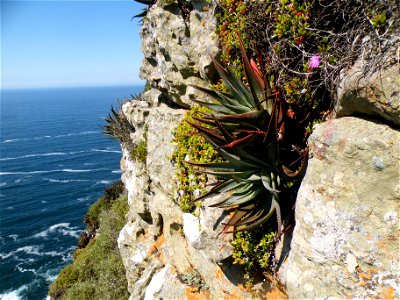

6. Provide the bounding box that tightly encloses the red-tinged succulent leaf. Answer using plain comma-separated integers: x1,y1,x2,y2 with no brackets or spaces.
211,116,237,144
282,148,309,179
216,110,265,122
221,133,257,149
191,99,232,115
185,120,226,144
238,129,266,136
250,58,265,91
237,35,265,109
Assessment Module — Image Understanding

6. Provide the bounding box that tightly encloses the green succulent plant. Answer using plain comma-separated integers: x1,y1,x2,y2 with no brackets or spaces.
103,105,135,145
187,36,302,234
132,0,156,20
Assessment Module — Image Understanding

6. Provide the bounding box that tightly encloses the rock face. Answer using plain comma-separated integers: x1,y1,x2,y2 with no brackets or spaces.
286,117,400,298
117,101,255,299
117,1,264,298
140,0,219,107
118,0,400,298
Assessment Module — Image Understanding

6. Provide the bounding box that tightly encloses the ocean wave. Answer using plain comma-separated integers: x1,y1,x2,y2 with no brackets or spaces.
77,196,91,202
0,284,27,300
44,178,91,184
0,152,66,161
111,170,122,173
91,148,121,153
2,131,100,144
33,223,80,239
43,268,60,283
0,246,41,259
0,168,103,176
0,182,7,187
0,244,69,261
8,234,18,242
16,264,36,273
95,180,112,185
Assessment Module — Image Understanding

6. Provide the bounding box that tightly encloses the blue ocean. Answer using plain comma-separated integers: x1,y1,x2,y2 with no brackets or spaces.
0,85,143,299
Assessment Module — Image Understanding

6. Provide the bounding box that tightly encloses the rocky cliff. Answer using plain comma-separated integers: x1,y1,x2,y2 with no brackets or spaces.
117,1,399,298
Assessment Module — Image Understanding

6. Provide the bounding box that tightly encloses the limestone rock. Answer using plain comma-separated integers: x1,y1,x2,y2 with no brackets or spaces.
286,117,400,299
336,51,400,126
139,0,219,107
118,97,254,299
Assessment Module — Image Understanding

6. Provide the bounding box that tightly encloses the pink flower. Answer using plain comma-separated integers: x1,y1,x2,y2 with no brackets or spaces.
309,55,321,69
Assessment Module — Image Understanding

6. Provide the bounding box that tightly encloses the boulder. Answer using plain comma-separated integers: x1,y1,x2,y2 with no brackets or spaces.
286,117,400,299
336,47,400,126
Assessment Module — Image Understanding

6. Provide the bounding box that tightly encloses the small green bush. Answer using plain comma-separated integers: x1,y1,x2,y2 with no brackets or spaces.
130,135,148,163
231,226,275,290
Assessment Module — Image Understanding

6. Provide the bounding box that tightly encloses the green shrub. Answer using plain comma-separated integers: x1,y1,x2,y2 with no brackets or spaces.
49,195,129,299
170,106,222,212
83,198,107,235
130,131,148,163
231,226,275,289
104,180,125,204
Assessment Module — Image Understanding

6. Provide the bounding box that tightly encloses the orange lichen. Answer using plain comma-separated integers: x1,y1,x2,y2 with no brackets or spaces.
146,234,166,257
380,287,395,300
185,287,211,300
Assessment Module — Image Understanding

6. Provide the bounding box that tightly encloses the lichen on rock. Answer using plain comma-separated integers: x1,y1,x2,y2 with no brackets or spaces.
286,117,400,298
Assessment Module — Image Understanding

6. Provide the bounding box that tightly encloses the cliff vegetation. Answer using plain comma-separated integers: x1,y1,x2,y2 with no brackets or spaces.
48,183,129,300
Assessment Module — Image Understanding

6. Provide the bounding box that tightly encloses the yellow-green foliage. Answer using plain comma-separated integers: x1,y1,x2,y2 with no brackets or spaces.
48,196,129,300
130,125,148,163
171,106,221,212
130,138,148,163
231,227,275,289
215,0,249,81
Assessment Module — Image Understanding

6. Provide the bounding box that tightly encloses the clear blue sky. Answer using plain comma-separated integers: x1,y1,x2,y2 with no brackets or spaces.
1,0,146,89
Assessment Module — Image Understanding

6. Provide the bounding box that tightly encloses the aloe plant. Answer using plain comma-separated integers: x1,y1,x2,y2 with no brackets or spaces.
188,36,308,234
103,105,135,146
132,0,156,20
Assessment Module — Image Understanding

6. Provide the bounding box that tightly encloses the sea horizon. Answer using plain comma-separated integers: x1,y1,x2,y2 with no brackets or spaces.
1,83,145,92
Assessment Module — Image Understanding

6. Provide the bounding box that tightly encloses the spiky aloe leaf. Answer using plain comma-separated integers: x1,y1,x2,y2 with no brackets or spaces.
210,56,255,109
185,120,226,145
193,179,238,202
192,85,252,114
210,186,263,208
196,170,258,181
237,37,263,109
187,161,251,172
133,9,148,19
103,105,135,144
